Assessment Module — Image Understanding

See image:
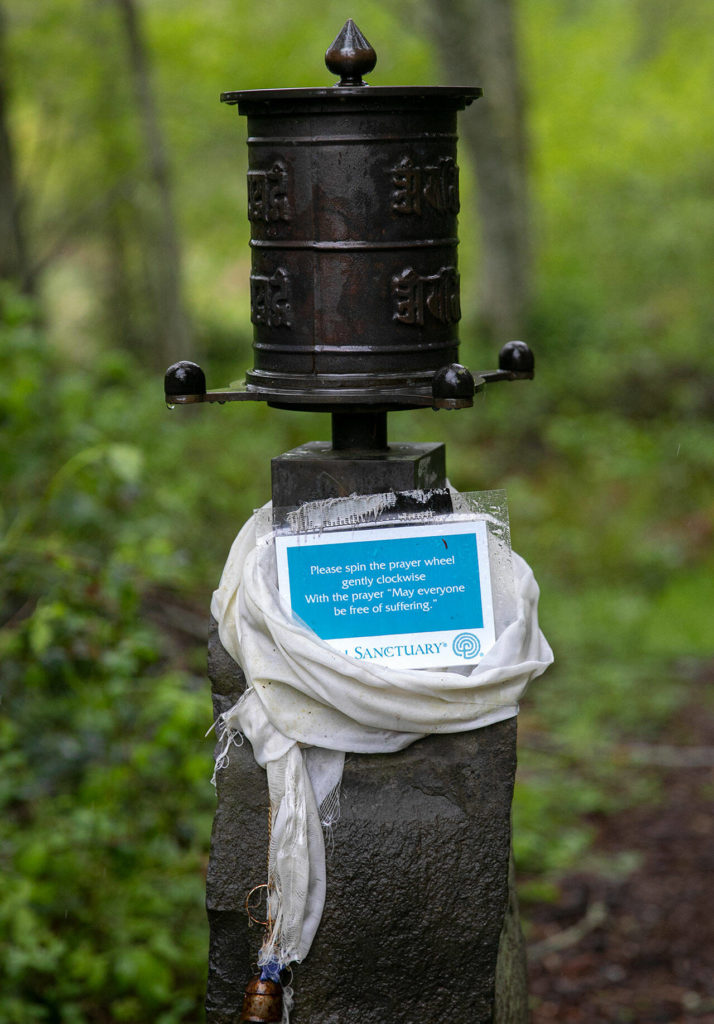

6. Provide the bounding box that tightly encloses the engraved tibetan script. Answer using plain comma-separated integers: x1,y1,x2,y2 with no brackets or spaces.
391,156,460,216
248,161,291,223
392,266,461,326
251,268,292,328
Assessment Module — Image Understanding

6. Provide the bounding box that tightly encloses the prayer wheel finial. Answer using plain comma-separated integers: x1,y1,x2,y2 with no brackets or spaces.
325,19,376,86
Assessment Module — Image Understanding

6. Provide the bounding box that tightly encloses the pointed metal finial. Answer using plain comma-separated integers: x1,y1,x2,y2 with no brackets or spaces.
325,20,377,87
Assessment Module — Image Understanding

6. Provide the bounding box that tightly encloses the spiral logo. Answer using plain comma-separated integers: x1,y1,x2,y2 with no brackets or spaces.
452,632,481,658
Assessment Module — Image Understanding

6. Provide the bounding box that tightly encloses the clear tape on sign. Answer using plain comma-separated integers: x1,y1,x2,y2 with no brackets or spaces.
268,488,515,670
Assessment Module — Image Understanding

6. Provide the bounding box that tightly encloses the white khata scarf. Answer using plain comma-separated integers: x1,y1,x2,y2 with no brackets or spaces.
210,505,553,981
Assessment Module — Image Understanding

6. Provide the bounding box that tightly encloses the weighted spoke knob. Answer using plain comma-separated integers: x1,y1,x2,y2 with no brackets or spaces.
164,360,206,398
498,340,534,374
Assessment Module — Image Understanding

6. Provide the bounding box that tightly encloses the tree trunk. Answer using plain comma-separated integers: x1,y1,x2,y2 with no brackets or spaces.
113,0,191,368
424,0,531,343
0,3,33,293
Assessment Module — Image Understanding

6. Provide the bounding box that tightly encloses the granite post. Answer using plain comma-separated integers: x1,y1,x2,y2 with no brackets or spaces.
204,444,529,1022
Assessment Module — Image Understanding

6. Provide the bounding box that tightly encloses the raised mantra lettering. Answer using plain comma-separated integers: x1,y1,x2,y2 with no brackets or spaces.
390,156,460,215
392,266,461,325
247,161,291,223
250,268,292,328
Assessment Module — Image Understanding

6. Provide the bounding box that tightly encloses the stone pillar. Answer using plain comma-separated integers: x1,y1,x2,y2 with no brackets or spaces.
204,442,529,1022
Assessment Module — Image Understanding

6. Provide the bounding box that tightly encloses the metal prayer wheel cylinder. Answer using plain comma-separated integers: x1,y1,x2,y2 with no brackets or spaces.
165,22,534,415
239,976,283,1022
221,23,480,404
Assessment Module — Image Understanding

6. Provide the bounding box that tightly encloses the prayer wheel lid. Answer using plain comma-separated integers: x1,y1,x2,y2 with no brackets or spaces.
222,18,480,109
221,85,481,109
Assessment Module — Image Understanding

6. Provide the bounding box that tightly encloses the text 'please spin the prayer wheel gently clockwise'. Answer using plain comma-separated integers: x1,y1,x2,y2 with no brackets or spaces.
164,19,552,1024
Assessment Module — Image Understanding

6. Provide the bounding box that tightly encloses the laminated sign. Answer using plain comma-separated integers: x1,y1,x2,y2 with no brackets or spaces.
275,520,496,669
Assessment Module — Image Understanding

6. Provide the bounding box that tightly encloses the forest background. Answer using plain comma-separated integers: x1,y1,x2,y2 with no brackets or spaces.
1,0,712,1021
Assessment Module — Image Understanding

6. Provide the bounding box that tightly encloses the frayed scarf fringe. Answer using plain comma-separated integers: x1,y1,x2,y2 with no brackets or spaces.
207,691,249,785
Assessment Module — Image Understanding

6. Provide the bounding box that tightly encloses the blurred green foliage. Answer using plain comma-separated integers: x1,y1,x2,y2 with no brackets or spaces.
1,0,713,1020
0,291,212,1022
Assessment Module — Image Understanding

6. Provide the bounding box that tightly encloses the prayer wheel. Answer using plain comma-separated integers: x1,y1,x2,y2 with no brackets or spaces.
165,20,534,417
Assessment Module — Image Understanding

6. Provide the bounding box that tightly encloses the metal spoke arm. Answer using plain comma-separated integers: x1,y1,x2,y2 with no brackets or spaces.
164,341,535,410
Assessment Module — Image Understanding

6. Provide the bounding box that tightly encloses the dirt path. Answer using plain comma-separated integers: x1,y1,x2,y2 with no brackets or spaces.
525,692,714,1023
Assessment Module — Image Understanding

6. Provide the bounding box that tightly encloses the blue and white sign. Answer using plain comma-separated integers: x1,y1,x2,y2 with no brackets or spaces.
275,520,496,669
